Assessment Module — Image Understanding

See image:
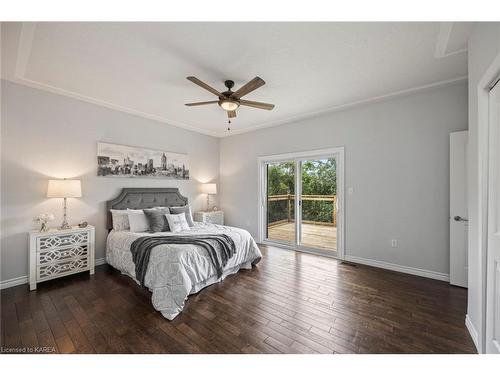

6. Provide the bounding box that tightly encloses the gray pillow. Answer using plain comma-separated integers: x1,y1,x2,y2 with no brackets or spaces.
143,207,170,232
169,205,194,227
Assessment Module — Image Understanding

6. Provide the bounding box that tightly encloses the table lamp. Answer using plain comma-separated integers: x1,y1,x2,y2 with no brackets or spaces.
47,179,82,229
200,183,217,211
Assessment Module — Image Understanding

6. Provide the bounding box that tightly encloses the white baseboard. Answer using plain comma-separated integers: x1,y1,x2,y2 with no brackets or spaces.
95,257,107,266
0,275,29,290
344,255,450,282
0,257,107,290
465,314,480,352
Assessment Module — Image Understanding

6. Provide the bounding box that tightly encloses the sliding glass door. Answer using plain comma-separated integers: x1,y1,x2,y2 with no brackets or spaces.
265,161,296,245
299,157,337,252
260,148,343,259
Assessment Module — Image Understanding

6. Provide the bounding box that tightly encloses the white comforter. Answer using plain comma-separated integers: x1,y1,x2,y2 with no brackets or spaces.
106,222,262,320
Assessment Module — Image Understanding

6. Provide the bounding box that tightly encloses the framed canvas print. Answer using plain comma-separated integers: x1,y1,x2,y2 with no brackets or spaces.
97,142,189,179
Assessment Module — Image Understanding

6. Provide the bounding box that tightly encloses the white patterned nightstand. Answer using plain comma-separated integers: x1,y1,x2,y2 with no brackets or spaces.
28,225,95,290
193,211,224,225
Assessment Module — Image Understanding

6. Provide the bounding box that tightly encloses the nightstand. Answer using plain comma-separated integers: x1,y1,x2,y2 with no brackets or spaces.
28,225,95,290
193,210,224,225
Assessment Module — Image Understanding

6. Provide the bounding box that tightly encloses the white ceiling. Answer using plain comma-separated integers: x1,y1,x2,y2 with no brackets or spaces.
1,22,472,137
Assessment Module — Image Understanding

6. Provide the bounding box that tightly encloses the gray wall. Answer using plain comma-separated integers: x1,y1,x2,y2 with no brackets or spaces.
0,79,468,284
1,80,220,282
219,82,468,276
466,23,500,352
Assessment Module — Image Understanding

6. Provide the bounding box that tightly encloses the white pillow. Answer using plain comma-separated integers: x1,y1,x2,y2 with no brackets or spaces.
110,209,130,231
165,213,191,233
127,209,150,233
169,205,194,227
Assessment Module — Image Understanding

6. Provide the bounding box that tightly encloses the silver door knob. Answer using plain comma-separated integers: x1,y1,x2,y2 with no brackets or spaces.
454,215,469,222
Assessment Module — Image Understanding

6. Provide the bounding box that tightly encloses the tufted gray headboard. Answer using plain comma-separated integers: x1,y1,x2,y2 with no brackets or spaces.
106,187,188,229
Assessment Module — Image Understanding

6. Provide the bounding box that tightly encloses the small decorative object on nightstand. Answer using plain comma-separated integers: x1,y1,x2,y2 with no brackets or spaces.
194,210,224,225
33,213,55,232
28,225,95,291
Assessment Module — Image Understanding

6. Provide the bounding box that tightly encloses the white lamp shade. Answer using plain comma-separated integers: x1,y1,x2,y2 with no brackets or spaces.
47,179,82,198
200,183,217,195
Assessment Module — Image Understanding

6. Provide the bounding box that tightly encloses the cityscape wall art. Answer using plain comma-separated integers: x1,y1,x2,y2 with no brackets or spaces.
97,142,189,179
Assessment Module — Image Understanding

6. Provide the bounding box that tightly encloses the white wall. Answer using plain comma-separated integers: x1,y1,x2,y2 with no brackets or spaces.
0,80,220,282
220,82,467,277
466,23,500,353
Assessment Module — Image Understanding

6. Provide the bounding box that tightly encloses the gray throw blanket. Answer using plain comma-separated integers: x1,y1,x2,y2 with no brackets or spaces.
130,234,236,287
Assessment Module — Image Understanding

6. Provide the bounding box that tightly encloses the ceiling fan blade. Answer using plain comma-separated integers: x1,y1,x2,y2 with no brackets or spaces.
239,99,275,110
232,77,266,98
186,76,222,97
185,101,219,106
228,110,237,118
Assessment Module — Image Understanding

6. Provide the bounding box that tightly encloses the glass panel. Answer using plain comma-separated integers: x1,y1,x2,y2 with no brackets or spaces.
300,158,337,251
266,161,295,245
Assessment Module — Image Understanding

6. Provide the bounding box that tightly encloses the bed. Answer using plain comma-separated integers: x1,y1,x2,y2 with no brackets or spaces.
105,188,262,320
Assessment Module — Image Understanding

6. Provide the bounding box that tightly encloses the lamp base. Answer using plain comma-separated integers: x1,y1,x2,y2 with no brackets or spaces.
59,197,72,230
59,221,72,230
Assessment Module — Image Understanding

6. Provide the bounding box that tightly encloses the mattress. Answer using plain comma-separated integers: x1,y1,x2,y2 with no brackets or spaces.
106,222,262,320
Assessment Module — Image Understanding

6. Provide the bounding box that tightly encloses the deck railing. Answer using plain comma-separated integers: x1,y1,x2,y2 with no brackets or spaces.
267,194,337,227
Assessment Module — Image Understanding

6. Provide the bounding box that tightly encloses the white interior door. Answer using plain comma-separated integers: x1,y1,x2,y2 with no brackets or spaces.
450,131,468,287
486,81,500,354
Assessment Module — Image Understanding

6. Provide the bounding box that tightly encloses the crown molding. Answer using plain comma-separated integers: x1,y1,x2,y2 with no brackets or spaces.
11,22,468,139
14,22,37,78
223,75,468,137
434,22,468,59
12,23,221,138
9,75,223,137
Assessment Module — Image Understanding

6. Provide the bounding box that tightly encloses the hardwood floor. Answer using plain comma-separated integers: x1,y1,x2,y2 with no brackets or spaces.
0,245,476,354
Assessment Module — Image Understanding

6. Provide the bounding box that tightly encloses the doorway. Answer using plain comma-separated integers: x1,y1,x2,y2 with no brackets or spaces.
258,148,344,259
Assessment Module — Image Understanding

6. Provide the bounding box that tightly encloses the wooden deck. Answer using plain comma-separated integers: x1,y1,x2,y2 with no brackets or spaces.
267,222,337,251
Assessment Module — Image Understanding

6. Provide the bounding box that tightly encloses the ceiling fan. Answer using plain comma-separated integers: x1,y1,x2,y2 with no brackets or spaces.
185,76,275,129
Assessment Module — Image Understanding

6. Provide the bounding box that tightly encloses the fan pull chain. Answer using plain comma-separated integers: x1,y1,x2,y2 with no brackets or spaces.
227,119,231,131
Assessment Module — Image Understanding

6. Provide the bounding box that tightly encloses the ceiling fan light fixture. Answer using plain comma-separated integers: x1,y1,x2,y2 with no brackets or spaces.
186,76,274,126
219,99,239,111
